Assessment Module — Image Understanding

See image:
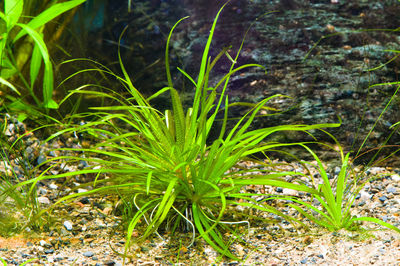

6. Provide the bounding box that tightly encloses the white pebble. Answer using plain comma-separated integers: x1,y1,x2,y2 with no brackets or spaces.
63,220,73,231
392,174,400,182
77,188,88,193
368,167,385,175
359,191,371,202
282,188,298,196
49,183,58,190
37,196,50,205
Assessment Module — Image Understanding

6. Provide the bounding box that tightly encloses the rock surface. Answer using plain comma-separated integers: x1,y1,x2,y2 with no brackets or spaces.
172,0,400,153
63,1,400,156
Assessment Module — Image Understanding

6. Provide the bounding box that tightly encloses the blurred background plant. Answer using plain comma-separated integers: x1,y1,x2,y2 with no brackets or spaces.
0,115,50,237
0,0,85,121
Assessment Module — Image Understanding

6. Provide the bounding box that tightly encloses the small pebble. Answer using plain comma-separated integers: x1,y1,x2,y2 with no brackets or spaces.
79,197,90,204
300,257,308,264
392,174,400,182
367,167,385,175
282,188,298,196
83,251,94,257
78,160,89,169
37,187,47,195
379,196,388,203
386,186,396,194
64,220,73,231
44,249,54,254
359,191,371,202
49,183,58,190
77,188,88,193
334,166,341,175
37,154,46,165
38,196,50,205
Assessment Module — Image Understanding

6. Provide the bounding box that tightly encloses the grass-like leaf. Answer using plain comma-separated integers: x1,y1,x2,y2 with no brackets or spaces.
31,1,339,261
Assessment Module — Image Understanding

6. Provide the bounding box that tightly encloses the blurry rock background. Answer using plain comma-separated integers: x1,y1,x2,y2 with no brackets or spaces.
57,0,400,161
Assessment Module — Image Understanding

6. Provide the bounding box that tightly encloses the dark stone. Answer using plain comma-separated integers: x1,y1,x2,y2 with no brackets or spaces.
79,197,90,204
378,196,388,202
300,258,308,264
44,248,54,254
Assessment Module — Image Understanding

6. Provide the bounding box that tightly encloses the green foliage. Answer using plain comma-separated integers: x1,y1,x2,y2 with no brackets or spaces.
8,1,399,263
279,141,400,233
16,1,340,261
299,14,400,235
0,0,86,120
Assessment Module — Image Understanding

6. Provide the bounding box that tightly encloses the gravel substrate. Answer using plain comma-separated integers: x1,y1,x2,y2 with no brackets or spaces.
0,168,399,265
1,115,400,265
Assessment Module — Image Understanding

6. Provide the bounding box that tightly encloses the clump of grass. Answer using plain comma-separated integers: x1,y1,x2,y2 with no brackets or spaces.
10,1,400,263
18,1,338,260
282,141,400,233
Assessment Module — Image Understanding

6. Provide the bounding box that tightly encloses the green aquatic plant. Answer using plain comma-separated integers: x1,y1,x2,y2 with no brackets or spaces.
8,1,400,262
0,0,86,120
18,1,338,261
298,13,400,234
281,141,400,233
276,55,400,232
